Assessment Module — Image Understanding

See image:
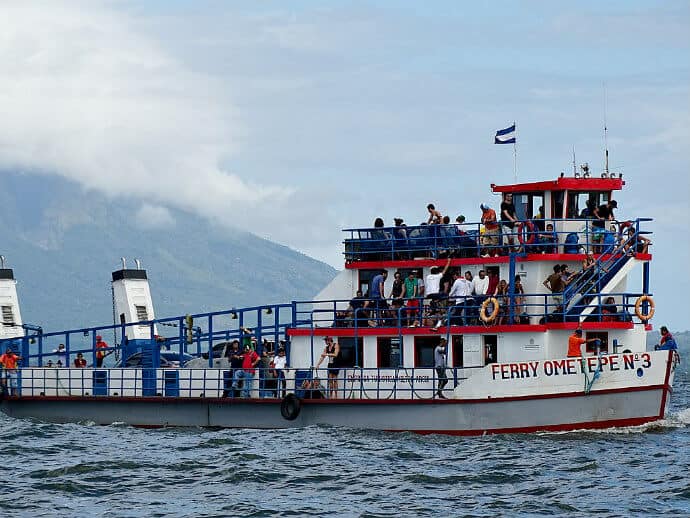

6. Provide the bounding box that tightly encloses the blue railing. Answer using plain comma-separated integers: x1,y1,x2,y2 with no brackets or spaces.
294,292,648,330
343,218,652,261
0,304,293,369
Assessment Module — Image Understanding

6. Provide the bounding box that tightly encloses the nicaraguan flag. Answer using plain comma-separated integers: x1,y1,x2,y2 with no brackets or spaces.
494,124,516,144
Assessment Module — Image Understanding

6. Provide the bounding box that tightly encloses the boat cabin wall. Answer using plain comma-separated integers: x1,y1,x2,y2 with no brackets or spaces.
0,273,24,340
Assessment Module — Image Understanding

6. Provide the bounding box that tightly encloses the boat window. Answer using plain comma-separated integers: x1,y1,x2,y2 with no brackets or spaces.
452,335,463,367
484,335,497,364
585,331,608,354
377,337,401,368
135,305,149,322
1,305,14,325
414,336,439,368
337,337,364,368
552,192,565,219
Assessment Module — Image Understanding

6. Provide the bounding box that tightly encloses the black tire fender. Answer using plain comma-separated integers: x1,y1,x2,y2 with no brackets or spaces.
280,393,302,421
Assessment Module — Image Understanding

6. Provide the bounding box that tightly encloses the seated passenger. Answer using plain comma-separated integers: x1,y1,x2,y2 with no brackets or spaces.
601,296,619,322
371,217,391,242
654,326,678,351
624,227,651,255
538,223,558,253
73,353,87,368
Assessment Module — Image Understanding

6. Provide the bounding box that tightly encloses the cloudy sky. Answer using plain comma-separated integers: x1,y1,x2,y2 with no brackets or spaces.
1,1,688,325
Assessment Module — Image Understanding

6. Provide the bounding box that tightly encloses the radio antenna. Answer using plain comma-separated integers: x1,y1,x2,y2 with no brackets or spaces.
603,83,609,175
572,146,577,176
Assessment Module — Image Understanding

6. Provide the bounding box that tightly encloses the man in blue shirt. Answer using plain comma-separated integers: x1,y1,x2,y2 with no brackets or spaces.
366,270,388,327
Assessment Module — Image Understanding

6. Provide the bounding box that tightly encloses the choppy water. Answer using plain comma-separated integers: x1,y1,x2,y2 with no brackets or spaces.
1,365,688,517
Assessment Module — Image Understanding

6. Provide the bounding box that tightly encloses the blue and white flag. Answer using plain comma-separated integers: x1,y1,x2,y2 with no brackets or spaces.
494,124,516,144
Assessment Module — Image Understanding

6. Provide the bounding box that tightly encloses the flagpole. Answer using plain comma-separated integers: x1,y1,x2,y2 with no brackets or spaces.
513,121,517,182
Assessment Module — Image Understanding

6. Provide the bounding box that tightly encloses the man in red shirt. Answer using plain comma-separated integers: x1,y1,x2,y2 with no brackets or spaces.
95,335,109,367
231,344,260,398
480,203,500,257
567,328,598,357
0,347,22,395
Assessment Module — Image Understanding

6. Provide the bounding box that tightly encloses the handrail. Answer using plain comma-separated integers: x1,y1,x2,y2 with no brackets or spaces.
343,218,652,261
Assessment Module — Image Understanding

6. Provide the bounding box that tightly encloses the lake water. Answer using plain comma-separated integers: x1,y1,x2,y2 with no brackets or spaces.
1,364,688,517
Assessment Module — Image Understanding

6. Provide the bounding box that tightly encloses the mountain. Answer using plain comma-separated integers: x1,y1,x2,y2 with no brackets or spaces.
0,172,337,332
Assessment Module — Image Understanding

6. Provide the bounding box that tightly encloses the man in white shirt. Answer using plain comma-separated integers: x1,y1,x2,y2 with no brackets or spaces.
446,270,474,325
425,257,451,307
472,269,489,309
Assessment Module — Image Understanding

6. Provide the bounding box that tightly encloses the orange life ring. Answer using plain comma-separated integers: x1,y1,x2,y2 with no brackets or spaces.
480,297,500,323
517,221,536,245
634,295,655,322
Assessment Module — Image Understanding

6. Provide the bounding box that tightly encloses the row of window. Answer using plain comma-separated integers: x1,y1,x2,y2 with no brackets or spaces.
331,331,610,369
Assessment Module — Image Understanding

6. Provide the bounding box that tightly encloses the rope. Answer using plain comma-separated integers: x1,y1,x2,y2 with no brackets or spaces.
583,351,603,394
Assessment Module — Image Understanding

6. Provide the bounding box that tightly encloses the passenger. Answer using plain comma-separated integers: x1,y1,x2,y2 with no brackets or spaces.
461,271,477,325
273,347,288,397
315,336,340,398
231,344,260,398
240,327,254,350
46,360,54,368
473,270,489,306
95,335,109,367
0,347,22,395
405,270,420,327
434,338,449,399
543,265,565,307
654,326,678,351
455,215,466,232
425,257,452,310
310,378,327,399
601,297,619,322
388,271,405,304
500,193,519,250
262,362,278,398
567,328,599,357
513,275,525,316
227,340,244,397
259,346,274,397
53,343,68,367
592,200,618,252
495,279,509,325
73,353,87,368
372,217,391,242
538,223,558,253
534,205,545,231
427,203,442,224
447,270,469,325
349,289,369,327
624,227,651,255
365,269,388,327
480,203,500,257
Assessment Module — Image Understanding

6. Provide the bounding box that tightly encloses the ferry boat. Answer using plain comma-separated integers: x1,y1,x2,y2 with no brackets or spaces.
0,174,681,434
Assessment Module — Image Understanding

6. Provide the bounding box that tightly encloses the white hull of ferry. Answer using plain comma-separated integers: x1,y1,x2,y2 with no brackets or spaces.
2,350,677,435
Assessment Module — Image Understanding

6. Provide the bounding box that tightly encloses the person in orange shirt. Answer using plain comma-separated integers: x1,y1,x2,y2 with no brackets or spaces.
95,335,109,367
0,347,23,395
480,203,500,257
567,328,598,357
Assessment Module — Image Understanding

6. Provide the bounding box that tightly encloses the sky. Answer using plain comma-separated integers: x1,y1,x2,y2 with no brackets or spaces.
0,1,688,326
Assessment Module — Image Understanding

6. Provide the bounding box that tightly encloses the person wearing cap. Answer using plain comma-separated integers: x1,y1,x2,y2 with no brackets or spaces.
0,347,23,395
480,203,499,257
592,199,618,252
95,335,109,367
567,328,598,357
315,336,340,398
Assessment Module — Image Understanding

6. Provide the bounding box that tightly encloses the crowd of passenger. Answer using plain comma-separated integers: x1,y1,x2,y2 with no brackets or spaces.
225,328,288,399
349,196,649,259
333,249,639,329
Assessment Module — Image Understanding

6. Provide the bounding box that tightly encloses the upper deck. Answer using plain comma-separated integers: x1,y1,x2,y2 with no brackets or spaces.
343,174,645,266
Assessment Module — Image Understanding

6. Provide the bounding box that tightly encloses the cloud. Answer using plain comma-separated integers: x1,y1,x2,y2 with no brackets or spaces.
135,203,175,229
0,1,291,228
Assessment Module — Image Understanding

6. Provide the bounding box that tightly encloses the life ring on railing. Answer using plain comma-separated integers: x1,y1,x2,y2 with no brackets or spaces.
280,393,302,421
480,297,500,323
517,221,536,245
634,295,655,322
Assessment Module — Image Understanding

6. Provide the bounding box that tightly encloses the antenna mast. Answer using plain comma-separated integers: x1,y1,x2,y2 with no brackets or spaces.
572,146,577,176
603,83,609,175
